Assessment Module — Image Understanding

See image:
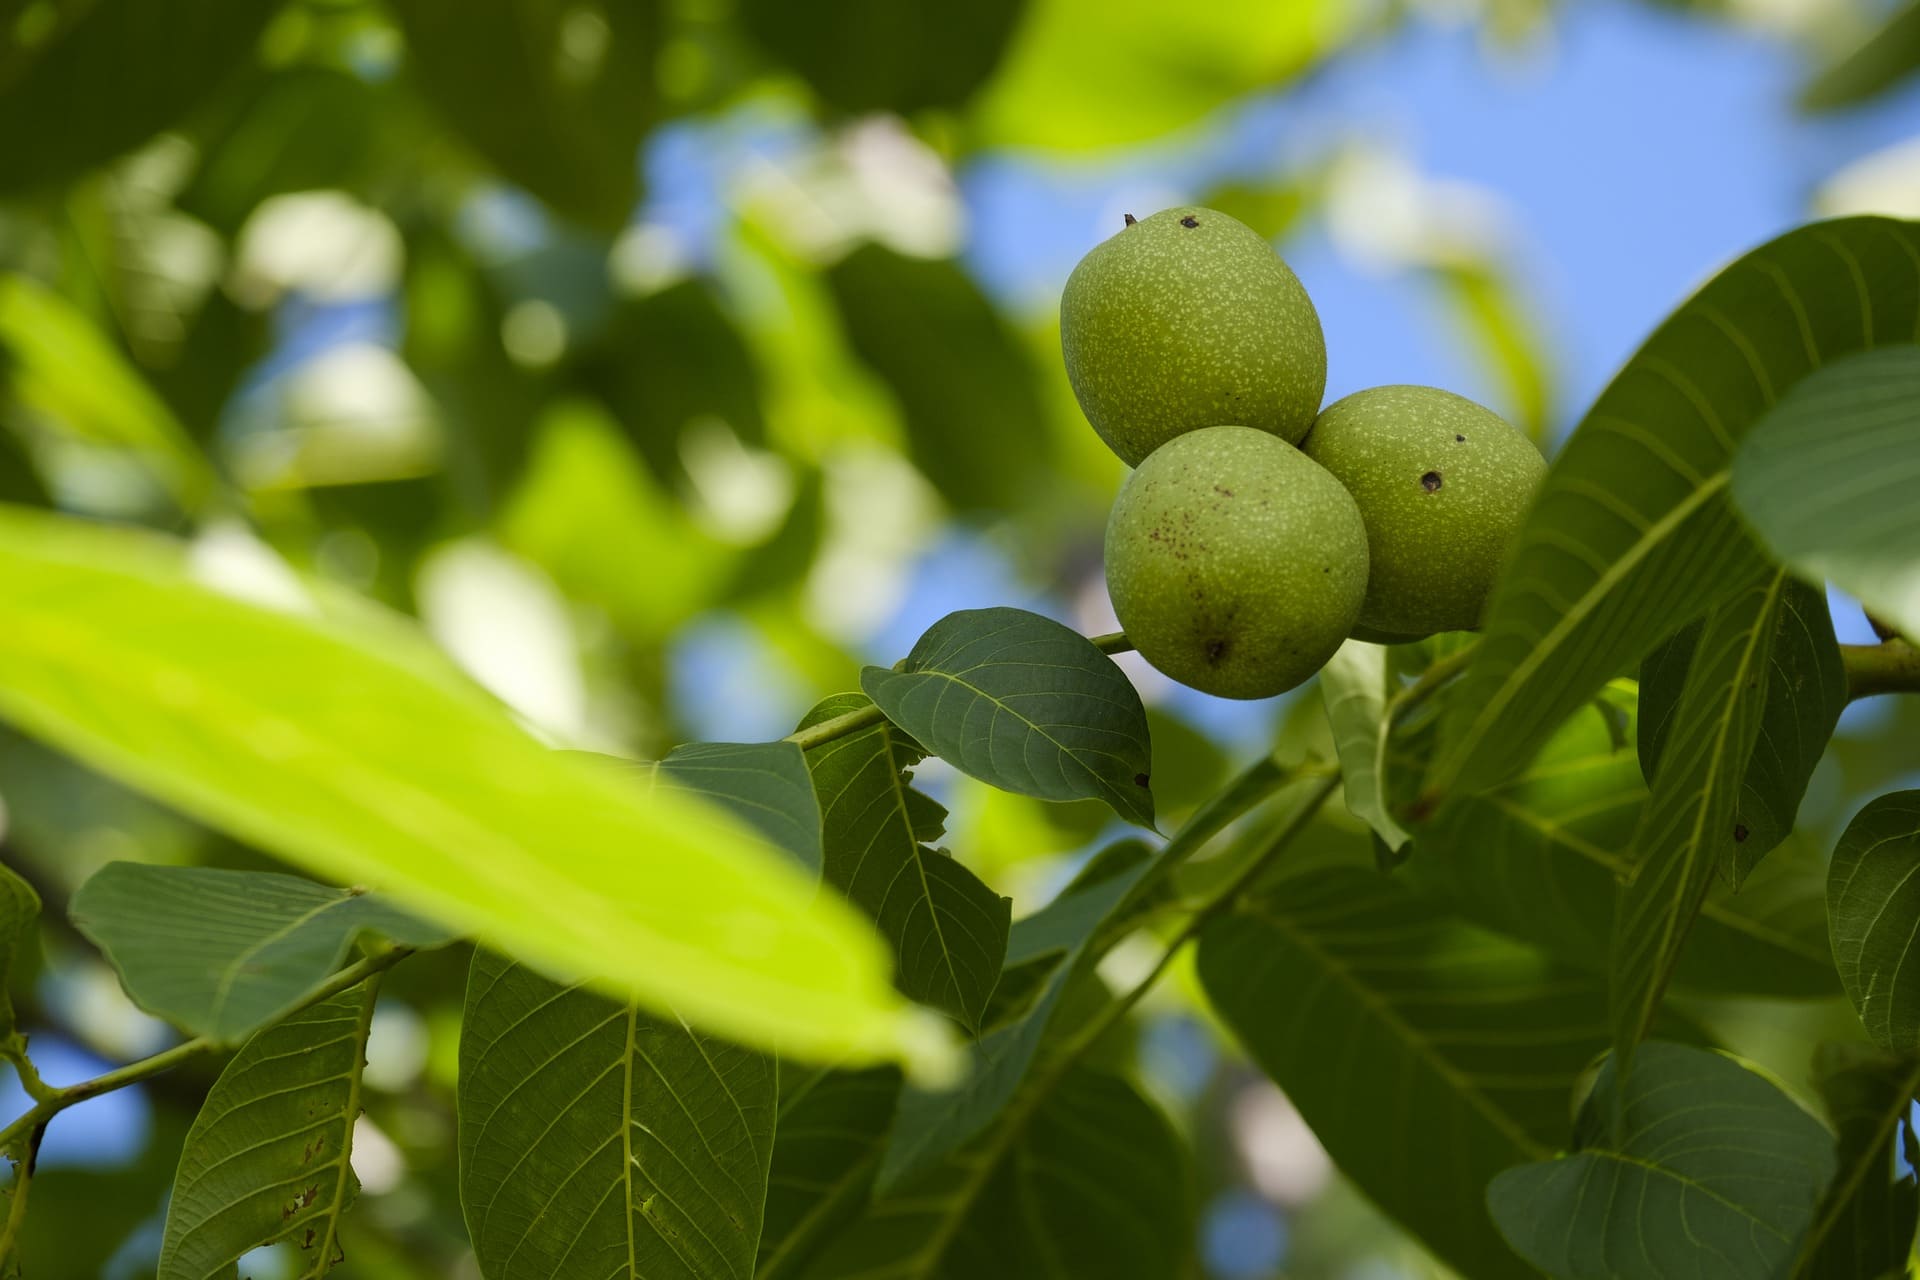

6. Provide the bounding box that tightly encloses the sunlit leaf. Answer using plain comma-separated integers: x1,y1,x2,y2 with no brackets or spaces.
0,861,37,1042
458,950,776,1279
863,608,1154,828
157,982,381,1279
1639,577,1845,880
1408,687,1837,997
70,863,450,1045
0,276,215,510
827,246,1051,513
757,1065,901,1280
1791,1043,1920,1278
1200,865,1615,1280
0,0,280,193
1488,1042,1836,1280
799,1068,1191,1280
1611,572,1786,1073
1801,0,1920,111
1436,217,1920,797
1320,640,1410,853
1731,345,1920,645
739,0,1022,114
388,0,659,229
968,0,1363,150
0,506,918,1066
1830,790,1920,1050
799,694,1010,1032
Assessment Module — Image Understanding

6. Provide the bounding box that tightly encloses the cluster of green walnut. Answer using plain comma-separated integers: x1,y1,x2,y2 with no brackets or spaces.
1061,206,1547,699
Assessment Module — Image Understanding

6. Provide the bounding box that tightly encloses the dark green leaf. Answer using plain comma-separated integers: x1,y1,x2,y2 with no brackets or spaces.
71,863,448,1045
1408,687,1837,997
758,1065,901,1280
1320,639,1410,853
1612,573,1787,1071
1199,865,1617,1280
799,694,1009,1032
178,66,399,236
862,608,1154,827
878,757,1294,1193
647,740,824,875
827,247,1052,513
1731,344,1920,644
458,949,776,1279
1801,0,1920,111
0,0,281,193
1487,1042,1837,1280
1831,790,1920,1050
0,861,36,1042
157,981,381,1278
739,0,1022,114
388,0,660,229
1639,578,1846,880
799,1068,1192,1280
1792,1044,1920,1279
1436,217,1920,796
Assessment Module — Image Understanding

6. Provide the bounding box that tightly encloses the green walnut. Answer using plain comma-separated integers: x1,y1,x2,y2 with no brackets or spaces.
1061,206,1326,467
1105,426,1368,699
1303,385,1546,637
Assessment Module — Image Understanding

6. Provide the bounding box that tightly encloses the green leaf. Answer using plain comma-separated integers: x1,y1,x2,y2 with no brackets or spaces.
1792,1044,1920,1279
798,1067,1192,1280
1831,790,1920,1050
1611,572,1787,1072
878,757,1295,1193
0,0,281,193
967,0,1356,150
1731,345,1920,644
69,863,450,1045
0,861,37,1042
157,981,381,1279
646,741,824,875
1198,865,1617,1280
799,694,1010,1032
0,276,215,510
1435,217,1920,796
1639,577,1846,880
1801,0,1920,111
1407,687,1837,997
0,506,920,1067
1319,640,1410,853
862,608,1155,828
387,0,659,229
757,1066,901,1280
826,247,1051,513
738,0,1022,114
458,949,777,1279
1487,1042,1837,1280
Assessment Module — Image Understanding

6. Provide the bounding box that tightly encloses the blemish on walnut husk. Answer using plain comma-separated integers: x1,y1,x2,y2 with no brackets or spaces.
1455,434,1466,442
1206,639,1229,664
1123,213,1137,226
1180,215,1200,228
1421,471,1443,493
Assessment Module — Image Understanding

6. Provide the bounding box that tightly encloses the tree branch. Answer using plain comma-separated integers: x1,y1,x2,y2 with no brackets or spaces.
0,945,415,1158
1843,641,1920,702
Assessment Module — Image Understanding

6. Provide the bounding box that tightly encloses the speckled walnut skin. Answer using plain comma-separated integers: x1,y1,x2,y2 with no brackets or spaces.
1304,385,1547,637
1105,426,1368,699
1061,206,1326,467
